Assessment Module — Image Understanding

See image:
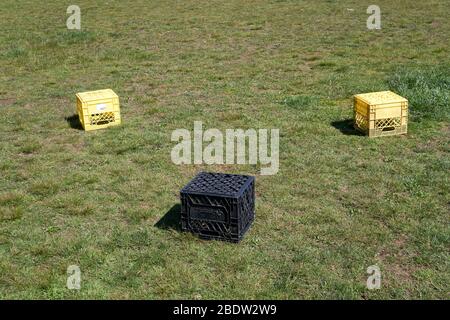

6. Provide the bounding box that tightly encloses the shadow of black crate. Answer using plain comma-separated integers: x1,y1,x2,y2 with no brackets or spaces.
154,204,182,231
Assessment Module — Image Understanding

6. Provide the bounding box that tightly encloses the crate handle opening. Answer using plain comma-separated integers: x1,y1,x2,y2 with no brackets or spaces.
96,120,112,125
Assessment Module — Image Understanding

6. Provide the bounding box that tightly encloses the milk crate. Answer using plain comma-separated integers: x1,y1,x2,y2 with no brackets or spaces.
76,89,121,131
354,91,408,138
180,172,255,243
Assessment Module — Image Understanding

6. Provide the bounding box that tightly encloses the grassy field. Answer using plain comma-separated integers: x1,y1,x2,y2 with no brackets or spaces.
0,0,449,299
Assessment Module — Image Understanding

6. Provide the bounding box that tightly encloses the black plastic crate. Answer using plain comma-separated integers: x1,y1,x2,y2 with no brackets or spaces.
180,172,255,243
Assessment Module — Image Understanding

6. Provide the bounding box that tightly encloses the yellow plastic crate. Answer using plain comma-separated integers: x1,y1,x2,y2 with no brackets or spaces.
76,89,121,131
354,91,408,138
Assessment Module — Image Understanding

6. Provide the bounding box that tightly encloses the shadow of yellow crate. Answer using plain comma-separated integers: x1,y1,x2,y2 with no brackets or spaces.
354,91,408,138
76,89,121,131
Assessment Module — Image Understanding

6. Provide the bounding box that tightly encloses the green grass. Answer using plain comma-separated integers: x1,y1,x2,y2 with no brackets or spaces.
0,0,449,299
283,95,321,109
388,66,450,121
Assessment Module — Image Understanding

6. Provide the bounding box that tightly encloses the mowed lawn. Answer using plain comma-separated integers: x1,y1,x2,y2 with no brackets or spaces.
0,0,449,299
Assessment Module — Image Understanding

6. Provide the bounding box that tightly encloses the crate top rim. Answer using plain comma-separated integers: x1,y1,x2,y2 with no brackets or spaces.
354,91,408,105
76,89,118,102
181,171,255,198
